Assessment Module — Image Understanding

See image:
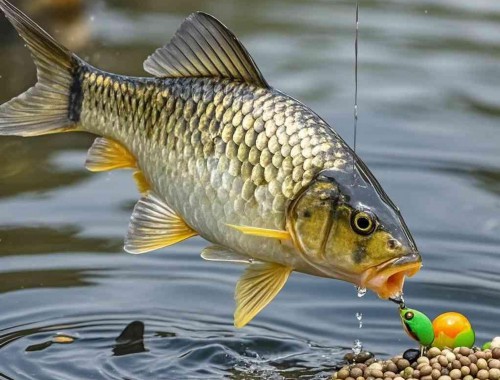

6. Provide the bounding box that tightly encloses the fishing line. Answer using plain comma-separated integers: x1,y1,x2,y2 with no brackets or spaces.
353,0,359,172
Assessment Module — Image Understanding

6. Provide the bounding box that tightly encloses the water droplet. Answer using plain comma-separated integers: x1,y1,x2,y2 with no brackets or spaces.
352,339,363,355
355,286,366,297
356,312,363,328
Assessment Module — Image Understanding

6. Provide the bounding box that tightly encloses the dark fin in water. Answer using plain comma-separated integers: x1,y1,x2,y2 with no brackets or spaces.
234,263,292,328
0,0,80,136
124,193,197,254
143,12,269,88
85,137,137,172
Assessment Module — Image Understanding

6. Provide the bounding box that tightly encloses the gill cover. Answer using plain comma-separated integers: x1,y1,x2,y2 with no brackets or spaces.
287,159,421,296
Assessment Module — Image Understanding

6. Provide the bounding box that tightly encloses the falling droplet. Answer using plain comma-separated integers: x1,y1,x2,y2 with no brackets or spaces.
356,312,363,328
355,286,366,297
352,339,363,355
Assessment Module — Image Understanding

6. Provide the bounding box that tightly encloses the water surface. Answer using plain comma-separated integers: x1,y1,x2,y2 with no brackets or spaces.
0,0,499,378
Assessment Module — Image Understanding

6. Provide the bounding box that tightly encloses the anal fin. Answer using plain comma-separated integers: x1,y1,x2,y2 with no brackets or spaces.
125,193,197,254
85,137,136,172
234,263,292,328
201,245,255,264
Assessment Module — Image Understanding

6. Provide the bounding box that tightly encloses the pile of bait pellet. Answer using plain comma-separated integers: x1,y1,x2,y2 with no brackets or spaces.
332,347,500,380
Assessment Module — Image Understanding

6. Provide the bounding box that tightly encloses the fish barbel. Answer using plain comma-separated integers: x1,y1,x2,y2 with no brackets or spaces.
0,1,422,327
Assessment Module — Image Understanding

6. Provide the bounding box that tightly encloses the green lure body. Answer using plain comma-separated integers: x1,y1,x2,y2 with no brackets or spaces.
400,308,435,347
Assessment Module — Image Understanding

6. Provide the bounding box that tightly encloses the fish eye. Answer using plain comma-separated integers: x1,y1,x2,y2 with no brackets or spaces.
351,210,376,235
405,311,414,321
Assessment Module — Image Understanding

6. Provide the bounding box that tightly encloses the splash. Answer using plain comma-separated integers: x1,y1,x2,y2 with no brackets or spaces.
352,339,363,355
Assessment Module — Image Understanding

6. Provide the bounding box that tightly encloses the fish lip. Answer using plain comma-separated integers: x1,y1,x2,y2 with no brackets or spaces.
359,252,422,299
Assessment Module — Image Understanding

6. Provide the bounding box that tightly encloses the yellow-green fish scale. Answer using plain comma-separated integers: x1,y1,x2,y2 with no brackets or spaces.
79,69,348,267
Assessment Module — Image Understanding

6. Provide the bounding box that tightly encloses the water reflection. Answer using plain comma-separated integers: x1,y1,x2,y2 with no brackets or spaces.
0,226,121,256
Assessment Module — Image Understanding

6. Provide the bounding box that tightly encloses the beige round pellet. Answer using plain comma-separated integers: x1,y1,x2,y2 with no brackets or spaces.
490,359,500,369
490,368,500,380
478,358,488,370
468,354,478,364
421,376,432,380
462,375,473,380
451,360,461,370
449,369,461,379
394,377,405,380
387,363,399,373
337,369,350,379
431,369,441,380
351,368,363,378
418,357,431,365
460,347,472,356
437,376,451,380
446,353,456,363
432,363,442,371
356,376,364,380
397,359,411,372
477,369,489,380
493,348,500,359
403,367,414,378
420,366,433,376
461,366,471,376
477,352,486,360
371,370,384,378
438,356,449,367
470,363,478,376
370,363,384,371
384,371,396,378
460,357,471,366
428,348,442,358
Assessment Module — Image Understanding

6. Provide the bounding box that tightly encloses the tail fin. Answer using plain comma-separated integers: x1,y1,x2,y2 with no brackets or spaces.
0,0,81,136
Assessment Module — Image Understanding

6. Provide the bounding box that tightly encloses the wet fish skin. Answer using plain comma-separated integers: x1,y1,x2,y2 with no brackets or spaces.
79,70,348,267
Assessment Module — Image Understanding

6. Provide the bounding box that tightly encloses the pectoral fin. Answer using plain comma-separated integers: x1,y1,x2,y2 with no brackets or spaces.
226,224,291,241
125,193,197,254
85,137,136,172
234,263,292,328
201,245,254,264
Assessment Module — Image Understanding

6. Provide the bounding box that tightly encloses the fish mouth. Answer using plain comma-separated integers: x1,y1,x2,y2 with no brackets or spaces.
360,252,422,299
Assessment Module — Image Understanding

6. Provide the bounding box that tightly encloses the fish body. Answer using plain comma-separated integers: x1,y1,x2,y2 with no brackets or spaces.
80,70,347,274
0,0,421,327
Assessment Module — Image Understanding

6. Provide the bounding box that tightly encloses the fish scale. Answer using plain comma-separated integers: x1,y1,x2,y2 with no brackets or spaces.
81,70,348,261
0,1,421,328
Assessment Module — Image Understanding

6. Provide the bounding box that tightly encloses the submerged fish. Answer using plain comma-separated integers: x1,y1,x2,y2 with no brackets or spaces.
0,1,421,327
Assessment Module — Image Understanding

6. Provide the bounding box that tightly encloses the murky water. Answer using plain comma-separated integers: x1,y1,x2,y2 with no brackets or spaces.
0,0,499,378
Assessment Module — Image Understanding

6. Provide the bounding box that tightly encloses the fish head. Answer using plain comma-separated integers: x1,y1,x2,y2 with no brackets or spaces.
287,159,421,299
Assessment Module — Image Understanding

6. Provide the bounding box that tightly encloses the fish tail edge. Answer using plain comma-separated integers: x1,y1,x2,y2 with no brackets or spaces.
0,0,83,137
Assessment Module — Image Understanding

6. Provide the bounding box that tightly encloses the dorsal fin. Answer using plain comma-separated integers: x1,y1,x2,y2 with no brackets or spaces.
143,12,269,88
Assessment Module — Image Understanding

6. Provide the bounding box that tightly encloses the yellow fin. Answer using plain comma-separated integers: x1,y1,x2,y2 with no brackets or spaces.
125,193,197,254
133,170,151,194
234,263,292,328
85,137,136,172
226,224,291,241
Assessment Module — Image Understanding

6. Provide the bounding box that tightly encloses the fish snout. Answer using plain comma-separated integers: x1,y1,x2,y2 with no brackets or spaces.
360,251,422,299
